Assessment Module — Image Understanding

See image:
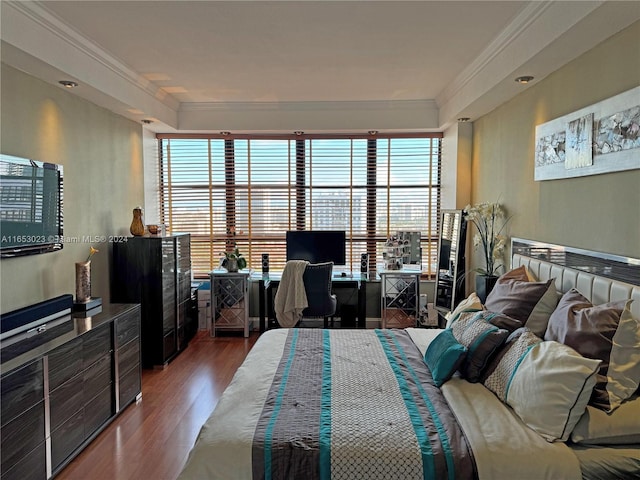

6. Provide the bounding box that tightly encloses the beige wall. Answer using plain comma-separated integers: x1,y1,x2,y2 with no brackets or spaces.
470,21,640,271
1,65,144,313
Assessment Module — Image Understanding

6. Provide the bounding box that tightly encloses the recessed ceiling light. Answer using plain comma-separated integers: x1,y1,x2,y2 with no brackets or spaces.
294,131,304,136
457,117,471,123
368,130,378,135
141,119,153,124
220,131,231,136
59,80,78,88
515,76,534,84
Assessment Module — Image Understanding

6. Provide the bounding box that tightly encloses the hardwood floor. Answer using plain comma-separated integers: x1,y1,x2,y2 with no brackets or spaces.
56,331,260,480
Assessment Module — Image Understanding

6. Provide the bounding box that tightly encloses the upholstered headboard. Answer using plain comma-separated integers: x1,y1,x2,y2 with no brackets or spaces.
511,238,640,319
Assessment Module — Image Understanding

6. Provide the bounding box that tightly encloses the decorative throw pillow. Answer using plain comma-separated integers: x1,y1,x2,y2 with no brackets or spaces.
544,289,640,412
484,275,558,337
482,311,524,332
449,311,509,383
444,292,483,328
484,331,601,442
571,395,640,445
483,328,542,400
424,329,467,387
499,265,532,282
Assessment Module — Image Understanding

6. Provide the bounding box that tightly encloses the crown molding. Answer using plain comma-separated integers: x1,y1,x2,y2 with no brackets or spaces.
436,1,604,113
436,1,553,108
179,99,438,113
7,1,179,112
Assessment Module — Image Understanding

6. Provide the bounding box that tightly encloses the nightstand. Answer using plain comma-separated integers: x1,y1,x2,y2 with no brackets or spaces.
210,270,250,337
380,269,421,329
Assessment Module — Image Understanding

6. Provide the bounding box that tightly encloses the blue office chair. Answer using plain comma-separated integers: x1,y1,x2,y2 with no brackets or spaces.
301,262,338,328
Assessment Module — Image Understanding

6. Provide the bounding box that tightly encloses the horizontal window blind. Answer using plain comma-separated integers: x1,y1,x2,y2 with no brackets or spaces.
157,134,442,278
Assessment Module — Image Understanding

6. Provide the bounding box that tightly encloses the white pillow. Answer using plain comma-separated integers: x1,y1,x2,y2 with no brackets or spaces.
485,333,601,442
571,396,640,445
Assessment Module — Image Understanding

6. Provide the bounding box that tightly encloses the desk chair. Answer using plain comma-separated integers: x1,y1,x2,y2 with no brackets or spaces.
274,261,337,328
301,262,338,328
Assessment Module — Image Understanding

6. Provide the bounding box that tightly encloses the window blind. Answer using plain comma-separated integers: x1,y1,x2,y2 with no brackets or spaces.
157,133,442,278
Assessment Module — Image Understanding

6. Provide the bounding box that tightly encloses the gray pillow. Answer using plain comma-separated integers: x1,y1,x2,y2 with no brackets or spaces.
484,276,558,336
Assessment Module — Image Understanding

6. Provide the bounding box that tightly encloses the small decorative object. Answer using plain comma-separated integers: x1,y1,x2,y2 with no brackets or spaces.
75,246,99,303
464,201,511,302
130,206,145,236
220,227,246,272
148,224,159,235
382,235,406,270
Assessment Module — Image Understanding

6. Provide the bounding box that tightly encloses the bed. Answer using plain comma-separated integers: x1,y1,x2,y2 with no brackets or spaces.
179,239,640,480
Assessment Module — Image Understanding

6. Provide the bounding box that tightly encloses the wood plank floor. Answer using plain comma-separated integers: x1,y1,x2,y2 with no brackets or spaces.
56,331,260,480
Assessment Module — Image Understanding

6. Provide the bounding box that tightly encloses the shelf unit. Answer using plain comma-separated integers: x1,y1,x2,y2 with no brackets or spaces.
210,271,250,337
380,270,421,329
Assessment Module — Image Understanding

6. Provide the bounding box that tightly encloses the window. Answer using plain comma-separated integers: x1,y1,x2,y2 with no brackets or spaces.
157,134,442,278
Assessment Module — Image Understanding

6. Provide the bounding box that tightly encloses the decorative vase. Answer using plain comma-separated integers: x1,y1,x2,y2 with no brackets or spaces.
475,274,499,303
130,207,145,236
224,257,239,273
76,261,92,303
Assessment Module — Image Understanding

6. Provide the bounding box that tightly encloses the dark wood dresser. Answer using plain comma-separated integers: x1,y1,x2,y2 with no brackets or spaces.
0,303,141,480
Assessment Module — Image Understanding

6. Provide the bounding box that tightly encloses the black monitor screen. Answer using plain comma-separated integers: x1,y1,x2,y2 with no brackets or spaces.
286,230,346,265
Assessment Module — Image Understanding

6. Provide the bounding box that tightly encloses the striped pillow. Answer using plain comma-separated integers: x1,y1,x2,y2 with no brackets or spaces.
449,311,509,382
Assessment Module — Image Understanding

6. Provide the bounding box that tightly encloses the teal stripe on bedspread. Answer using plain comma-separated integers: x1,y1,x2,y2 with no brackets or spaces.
376,329,458,480
375,330,436,480
319,329,331,480
263,329,300,480
253,329,327,480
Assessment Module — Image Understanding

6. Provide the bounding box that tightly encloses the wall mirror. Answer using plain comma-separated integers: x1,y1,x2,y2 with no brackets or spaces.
434,210,467,324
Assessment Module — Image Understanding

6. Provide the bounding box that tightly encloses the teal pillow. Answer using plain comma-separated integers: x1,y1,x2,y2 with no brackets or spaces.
424,329,467,387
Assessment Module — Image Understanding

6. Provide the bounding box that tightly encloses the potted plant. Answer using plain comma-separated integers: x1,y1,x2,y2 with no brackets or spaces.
464,202,511,302
220,227,247,272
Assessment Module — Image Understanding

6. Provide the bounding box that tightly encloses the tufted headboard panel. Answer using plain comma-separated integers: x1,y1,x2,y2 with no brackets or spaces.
511,239,640,319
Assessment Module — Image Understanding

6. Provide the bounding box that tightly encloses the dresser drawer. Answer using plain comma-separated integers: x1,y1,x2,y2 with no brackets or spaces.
83,323,112,368
0,441,46,480
0,359,43,427
51,409,84,471
119,365,141,408
118,338,140,373
84,385,113,438
0,401,45,475
48,336,83,390
83,354,112,403
50,373,84,432
115,309,140,347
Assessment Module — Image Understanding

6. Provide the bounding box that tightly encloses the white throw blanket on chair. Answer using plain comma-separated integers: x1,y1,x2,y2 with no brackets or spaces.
274,260,309,327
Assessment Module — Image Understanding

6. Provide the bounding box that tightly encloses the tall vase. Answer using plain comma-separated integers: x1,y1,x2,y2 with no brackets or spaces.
475,274,499,304
76,261,92,303
130,207,145,236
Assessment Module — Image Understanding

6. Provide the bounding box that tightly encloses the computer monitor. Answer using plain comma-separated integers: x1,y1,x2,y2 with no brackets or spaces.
286,230,346,266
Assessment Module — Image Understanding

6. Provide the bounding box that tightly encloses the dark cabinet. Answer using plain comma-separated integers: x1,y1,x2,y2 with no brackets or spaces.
0,303,141,480
111,234,192,368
